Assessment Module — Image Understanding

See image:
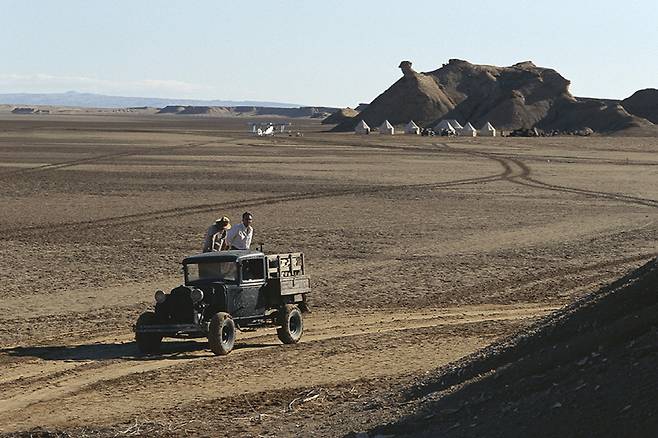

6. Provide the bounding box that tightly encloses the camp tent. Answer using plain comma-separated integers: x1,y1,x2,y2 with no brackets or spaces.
479,121,496,137
404,120,420,135
379,120,395,135
446,119,463,130
434,120,456,135
460,122,477,137
355,120,371,135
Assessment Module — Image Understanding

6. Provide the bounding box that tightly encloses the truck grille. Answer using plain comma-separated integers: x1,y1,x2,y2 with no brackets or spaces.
158,286,194,324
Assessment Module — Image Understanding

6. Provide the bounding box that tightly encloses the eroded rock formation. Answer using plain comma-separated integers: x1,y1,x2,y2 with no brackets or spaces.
333,60,655,134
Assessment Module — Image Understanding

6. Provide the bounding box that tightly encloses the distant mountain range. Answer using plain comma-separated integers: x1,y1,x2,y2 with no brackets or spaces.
0,91,302,109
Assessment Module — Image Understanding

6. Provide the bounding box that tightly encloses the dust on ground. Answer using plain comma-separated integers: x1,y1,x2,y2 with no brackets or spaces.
0,114,656,436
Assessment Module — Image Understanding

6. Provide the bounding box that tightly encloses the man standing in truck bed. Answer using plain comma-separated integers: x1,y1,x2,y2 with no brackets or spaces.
202,216,231,252
225,212,254,250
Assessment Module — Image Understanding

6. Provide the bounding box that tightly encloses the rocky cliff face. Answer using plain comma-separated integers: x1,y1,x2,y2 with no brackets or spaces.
333,60,654,134
333,61,455,131
430,60,575,130
622,89,658,124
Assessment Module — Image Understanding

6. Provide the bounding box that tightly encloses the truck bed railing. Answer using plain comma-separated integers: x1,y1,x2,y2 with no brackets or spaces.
266,252,305,278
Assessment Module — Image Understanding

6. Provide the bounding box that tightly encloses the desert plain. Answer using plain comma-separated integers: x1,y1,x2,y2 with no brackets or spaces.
0,113,657,436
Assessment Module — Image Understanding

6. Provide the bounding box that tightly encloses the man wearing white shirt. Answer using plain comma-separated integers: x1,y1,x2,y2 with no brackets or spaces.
226,212,254,250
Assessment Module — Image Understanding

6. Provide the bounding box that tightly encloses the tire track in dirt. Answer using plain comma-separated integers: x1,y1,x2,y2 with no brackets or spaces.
1,139,529,240
439,143,658,209
0,163,513,240
0,303,554,419
511,156,658,208
452,148,658,167
0,140,223,176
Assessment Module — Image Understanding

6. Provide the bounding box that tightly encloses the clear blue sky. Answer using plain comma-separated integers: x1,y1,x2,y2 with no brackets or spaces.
1,0,656,107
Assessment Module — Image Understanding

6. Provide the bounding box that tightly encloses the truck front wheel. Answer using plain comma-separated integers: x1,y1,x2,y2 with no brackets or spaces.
277,304,303,344
208,312,236,355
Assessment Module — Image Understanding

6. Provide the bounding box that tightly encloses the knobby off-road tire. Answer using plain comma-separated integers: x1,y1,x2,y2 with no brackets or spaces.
135,311,163,354
277,304,304,344
208,312,236,355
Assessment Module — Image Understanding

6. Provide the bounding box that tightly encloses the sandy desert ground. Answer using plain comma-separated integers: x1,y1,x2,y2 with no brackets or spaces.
0,114,656,436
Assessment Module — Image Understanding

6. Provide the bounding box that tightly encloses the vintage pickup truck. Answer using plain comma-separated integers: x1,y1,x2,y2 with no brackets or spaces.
134,250,310,355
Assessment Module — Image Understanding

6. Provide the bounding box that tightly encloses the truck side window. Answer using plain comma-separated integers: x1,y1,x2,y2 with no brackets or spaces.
241,259,265,281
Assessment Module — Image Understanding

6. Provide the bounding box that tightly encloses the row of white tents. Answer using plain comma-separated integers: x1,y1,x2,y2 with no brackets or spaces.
355,119,497,137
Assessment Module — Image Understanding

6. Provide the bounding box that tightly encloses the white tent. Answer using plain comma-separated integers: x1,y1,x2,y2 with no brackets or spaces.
459,122,477,137
404,120,420,135
434,120,456,135
256,124,275,136
479,121,496,137
379,120,395,135
355,120,371,135
447,119,463,130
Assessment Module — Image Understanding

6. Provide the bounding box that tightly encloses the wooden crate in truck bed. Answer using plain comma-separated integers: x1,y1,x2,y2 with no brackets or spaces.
266,253,310,296
266,252,305,278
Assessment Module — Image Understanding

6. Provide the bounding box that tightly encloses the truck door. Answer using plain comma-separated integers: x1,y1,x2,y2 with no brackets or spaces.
230,258,267,318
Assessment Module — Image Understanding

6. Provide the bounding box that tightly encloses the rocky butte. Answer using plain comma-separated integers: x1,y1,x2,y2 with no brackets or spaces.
332,59,656,135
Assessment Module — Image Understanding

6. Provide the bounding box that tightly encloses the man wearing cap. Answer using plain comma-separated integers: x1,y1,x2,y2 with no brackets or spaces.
225,212,254,250
202,216,231,252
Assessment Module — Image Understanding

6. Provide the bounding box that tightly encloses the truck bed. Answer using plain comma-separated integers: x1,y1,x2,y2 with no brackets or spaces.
265,252,310,297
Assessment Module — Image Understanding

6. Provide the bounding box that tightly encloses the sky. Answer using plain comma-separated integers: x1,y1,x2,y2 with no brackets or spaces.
0,0,656,107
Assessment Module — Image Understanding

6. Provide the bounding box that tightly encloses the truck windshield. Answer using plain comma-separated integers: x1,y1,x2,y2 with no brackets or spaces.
186,261,238,282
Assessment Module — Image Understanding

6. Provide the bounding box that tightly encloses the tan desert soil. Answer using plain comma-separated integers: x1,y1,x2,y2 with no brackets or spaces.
0,114,656,436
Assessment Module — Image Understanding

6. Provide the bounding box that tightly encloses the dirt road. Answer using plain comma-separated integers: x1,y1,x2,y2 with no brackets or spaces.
0,303,555,432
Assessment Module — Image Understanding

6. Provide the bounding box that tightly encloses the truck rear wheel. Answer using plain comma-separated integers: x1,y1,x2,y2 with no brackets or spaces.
277,304,303,344
135,311,162,354
208,312,236,355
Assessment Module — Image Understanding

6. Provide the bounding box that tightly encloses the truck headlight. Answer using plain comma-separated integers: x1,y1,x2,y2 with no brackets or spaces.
155,290,167,304
190,288,204,303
